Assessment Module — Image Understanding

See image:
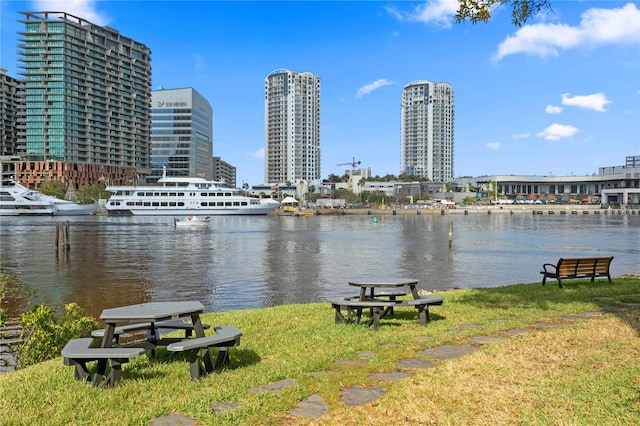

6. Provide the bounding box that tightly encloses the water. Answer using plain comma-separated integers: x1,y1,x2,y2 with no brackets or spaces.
1,214,638,319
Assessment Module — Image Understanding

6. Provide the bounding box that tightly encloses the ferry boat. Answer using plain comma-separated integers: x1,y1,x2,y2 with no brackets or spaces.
104,175,280,216
0,180,97,216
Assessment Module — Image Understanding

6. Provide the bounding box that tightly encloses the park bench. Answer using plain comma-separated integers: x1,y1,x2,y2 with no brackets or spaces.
91,320,210,344
61,337,145,387
329,299,396,330
166,326,242,380
540,256,614,288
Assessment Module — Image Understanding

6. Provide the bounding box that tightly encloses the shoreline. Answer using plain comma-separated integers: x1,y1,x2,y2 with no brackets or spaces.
272,204,640,216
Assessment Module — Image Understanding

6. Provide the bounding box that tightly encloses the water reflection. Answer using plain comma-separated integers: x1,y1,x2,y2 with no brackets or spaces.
0,213,638,319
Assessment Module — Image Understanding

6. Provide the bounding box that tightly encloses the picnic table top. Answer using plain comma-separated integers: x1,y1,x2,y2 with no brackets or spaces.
347,278,418,287
100,301,205,322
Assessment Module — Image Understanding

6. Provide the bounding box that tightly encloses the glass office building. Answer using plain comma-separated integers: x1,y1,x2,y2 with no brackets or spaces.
150,88,213,182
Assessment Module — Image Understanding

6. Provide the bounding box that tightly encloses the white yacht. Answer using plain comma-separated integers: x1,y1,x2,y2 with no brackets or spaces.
105,175,279,216
0,180,97,216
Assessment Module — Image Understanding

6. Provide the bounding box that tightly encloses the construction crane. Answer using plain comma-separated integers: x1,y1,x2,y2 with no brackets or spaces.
337,157,362,187
336,157,361,169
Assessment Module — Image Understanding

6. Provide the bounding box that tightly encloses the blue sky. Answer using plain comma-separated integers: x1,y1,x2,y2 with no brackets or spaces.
1,0,639,186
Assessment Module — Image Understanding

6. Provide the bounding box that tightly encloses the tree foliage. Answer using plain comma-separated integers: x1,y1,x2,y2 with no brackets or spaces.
18,303,99,366
38,180,67,199
455,0,552,27
76,183,110,204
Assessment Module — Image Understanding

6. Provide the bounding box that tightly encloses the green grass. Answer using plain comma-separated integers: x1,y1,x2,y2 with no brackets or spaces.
1,278,639,425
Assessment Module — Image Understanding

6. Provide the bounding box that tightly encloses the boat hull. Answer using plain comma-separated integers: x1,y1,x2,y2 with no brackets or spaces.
0,207,54,216
53,205,98,216
106,206,276,216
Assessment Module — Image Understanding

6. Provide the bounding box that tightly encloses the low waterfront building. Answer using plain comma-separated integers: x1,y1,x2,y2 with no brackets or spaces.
454,155,640,206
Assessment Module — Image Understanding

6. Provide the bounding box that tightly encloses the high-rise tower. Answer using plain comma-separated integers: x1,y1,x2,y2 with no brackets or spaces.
400,80,454,183
264,69,320,185
150,88,213,182
16,11,152,187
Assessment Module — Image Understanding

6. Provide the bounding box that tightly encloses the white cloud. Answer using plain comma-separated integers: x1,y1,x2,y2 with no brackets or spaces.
356,79,394,98
546,105,563,114
512,132,531,139
486,142,500,150
33,0,110,25
386,0,459,28
248,148,264,158
561,93,611,112
495,3,640,60
537,124,579,140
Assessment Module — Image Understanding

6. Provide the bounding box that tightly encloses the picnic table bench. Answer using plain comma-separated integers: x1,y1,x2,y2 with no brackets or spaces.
62,337,145,387
330,299,395,330
393,295,444,325
540,256,614,287
166,326,242,380
91,320,211,345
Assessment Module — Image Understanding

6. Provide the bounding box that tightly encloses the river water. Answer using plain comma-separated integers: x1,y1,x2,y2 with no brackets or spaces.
1,213,638,319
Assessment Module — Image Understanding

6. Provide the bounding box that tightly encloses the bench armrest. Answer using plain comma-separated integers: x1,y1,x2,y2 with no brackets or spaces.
542,263,557,272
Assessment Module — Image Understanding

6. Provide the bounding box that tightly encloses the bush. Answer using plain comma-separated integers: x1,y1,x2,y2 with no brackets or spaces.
0,268,30,330
17,303,99,367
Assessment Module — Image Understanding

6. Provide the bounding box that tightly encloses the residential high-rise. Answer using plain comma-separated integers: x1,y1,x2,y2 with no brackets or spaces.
15,11,152,187
264,69,321,186
150,88,213,182
0,68,22,158
400,80,454,183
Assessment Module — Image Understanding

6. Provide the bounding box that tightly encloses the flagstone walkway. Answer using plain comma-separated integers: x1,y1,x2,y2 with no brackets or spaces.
149,307,632,425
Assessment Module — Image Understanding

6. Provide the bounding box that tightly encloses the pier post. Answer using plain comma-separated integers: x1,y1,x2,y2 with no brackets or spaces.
55,221,70,252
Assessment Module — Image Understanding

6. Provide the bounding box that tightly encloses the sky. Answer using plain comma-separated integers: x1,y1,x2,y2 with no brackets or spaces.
1,0,639,186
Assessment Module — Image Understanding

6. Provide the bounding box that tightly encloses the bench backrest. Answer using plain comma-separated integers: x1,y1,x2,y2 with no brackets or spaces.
557,257,613,276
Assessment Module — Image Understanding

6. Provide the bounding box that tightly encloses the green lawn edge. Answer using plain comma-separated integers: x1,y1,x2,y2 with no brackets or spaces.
1,277,639,425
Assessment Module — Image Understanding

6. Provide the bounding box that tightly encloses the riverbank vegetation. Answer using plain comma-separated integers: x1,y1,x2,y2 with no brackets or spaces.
1,277,639,425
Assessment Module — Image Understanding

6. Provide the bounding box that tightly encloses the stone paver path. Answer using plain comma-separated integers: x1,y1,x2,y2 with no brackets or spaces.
341,386,386,406
249,378,295,393
397,358,437,369
369,371,412,381
417,344,479,360
146,306,635,423
289,393,328,419
468,336,510,345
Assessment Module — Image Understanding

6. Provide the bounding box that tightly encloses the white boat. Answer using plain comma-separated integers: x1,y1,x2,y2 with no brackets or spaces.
105,173,280,216
0,180,97,216
174,215,211,227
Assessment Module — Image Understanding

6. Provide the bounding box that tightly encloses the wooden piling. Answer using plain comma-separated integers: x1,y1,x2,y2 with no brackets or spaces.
55,221,70,251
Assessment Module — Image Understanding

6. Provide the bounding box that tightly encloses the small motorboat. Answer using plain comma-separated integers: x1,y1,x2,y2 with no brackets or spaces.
174,215,212,227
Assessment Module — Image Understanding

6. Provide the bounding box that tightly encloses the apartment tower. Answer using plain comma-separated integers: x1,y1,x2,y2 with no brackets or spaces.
264,69,321,185
400,80,454,183
16,11,152,187
150,88,213,183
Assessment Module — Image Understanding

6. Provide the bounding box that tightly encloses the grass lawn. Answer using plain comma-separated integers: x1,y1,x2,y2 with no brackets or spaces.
1,278,639,425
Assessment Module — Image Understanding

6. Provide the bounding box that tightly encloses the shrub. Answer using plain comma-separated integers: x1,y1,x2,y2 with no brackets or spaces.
17,303,99,367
